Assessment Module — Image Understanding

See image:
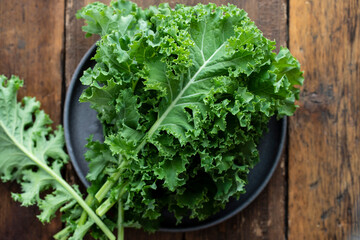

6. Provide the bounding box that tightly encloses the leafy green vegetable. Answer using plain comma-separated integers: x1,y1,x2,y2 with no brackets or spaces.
0,75,115,240
0,0,303,239
75,0,303,237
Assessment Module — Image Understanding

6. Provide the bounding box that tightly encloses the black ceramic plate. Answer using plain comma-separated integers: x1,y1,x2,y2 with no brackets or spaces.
64,44,287,232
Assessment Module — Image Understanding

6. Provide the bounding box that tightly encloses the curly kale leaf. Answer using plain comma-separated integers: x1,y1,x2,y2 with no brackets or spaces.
0,75,71,220
77,0,303,232
0,75,115,240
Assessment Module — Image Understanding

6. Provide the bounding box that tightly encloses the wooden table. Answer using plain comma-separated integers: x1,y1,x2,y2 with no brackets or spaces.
0,0,359,239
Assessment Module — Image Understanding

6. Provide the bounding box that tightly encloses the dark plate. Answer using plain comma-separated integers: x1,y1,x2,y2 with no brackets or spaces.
64,44,287,232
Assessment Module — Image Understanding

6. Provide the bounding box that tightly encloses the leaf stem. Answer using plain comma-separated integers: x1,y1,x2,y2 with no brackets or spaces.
135,41,227,152
96,197,117,217
117,199,124,240
78,194,95,226
0,121,116,240
36,160,115,240
96,183,128,217
95,160,127,202
53,226,71,240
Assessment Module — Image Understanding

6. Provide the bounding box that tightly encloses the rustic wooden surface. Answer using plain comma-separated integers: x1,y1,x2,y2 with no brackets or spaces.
1,0,358,239
288,0,360,239
0,1,64,240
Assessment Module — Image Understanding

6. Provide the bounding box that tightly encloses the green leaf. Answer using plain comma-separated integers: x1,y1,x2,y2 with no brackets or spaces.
138,5,269,149
0,75,115,240
0,75,70,219
76,1,304,232
68,219,94,240
76,1,140,37
85,138,117,182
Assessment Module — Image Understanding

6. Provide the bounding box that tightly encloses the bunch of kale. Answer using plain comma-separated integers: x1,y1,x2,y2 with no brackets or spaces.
75,0,302,235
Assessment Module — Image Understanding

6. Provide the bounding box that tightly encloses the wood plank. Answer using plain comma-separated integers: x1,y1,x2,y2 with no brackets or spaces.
0,0,65,239
65,0,110,88
289,0,360,239
65,0,287,239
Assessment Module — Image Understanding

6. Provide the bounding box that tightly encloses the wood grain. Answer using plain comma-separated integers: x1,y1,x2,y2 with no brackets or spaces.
65,0,110,88
288,0,360,239
2,0,360,239
0,0,65,239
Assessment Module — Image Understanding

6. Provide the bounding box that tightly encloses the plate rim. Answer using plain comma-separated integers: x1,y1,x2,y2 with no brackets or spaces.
63,43,287,232
64,44,97,187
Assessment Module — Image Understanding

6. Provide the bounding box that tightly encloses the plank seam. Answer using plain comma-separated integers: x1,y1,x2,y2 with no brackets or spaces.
285,1,290,239
60,0,67,126
60,0,68,232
